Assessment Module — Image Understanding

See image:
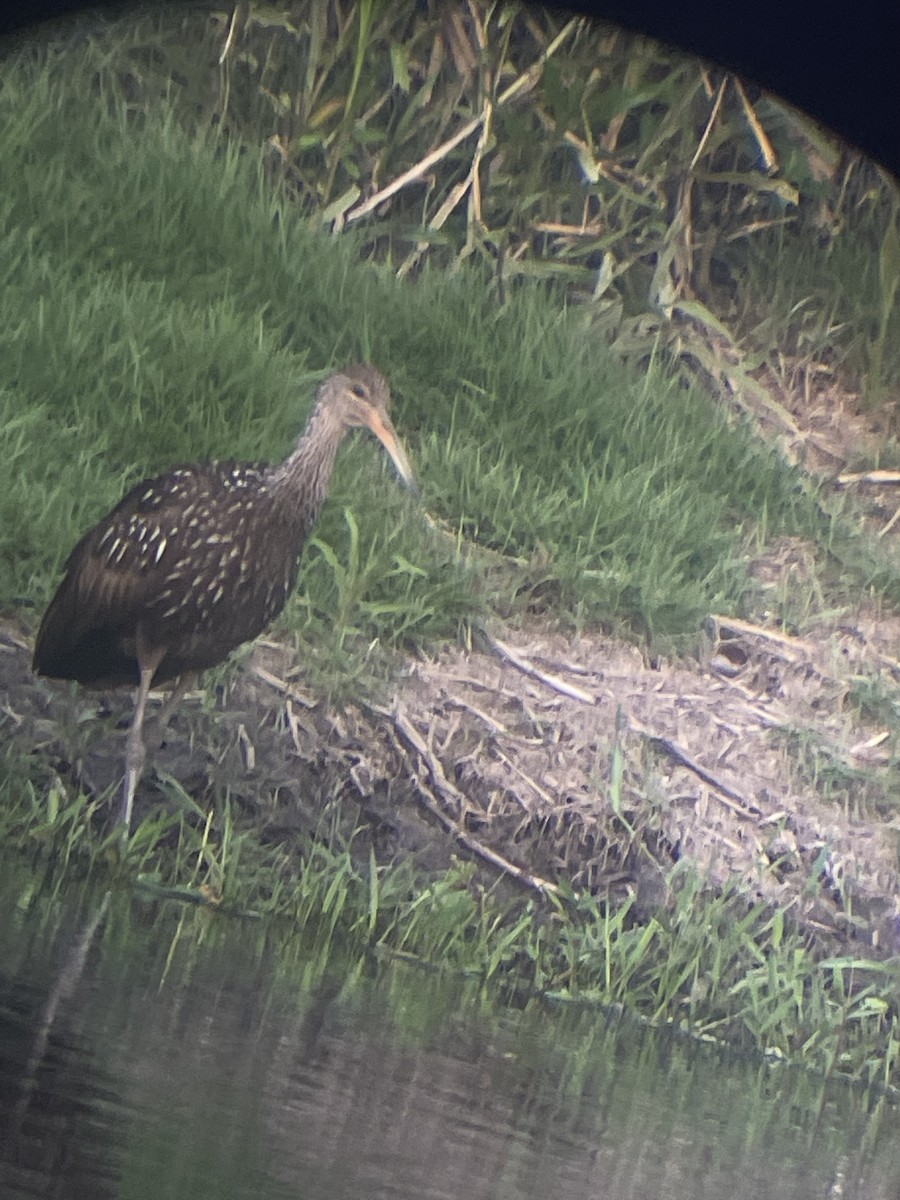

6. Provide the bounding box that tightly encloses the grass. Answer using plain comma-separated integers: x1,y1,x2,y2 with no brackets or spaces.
45,3,898,407
775,725,900,817
2,33,893,656
2,5,900,1093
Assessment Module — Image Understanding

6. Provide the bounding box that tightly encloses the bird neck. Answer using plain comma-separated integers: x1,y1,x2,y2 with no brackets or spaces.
266,398,347,534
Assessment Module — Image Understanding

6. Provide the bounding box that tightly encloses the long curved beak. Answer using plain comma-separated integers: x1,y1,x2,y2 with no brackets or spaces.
365,411,418,496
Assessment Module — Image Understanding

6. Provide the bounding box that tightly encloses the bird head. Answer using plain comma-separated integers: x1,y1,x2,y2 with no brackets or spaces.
323,363,417,492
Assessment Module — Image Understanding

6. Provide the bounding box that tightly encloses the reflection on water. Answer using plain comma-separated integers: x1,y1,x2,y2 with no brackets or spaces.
1,853,898,1200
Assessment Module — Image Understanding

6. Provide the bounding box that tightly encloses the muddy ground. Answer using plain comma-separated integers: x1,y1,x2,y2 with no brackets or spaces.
3,558,899,960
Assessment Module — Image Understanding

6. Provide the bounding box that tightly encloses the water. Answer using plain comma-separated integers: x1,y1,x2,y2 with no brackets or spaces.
1,855,898,1200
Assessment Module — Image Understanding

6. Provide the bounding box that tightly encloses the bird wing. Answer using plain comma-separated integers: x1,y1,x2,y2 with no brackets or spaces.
34,463,266,679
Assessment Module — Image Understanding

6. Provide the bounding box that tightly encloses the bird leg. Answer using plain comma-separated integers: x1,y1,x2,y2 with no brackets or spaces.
149,673,197,740
120,649,164,832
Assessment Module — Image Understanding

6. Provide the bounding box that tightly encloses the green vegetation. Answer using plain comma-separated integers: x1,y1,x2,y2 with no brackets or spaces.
2,2,900,1094
2,9,898,649
4,760,900,1092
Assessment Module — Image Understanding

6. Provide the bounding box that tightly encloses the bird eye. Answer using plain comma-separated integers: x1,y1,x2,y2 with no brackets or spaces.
351,383,368,400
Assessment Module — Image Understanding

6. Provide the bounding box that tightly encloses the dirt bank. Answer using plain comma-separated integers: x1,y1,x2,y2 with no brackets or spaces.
3,572,898,958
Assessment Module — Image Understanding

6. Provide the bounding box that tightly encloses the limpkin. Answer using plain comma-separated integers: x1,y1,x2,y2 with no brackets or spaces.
33,363,415,832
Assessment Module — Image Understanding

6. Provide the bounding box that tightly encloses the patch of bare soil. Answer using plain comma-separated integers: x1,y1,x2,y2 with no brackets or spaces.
3,578,899,957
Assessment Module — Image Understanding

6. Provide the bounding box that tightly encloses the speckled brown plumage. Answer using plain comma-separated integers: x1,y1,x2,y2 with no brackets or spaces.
33,362,415,830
